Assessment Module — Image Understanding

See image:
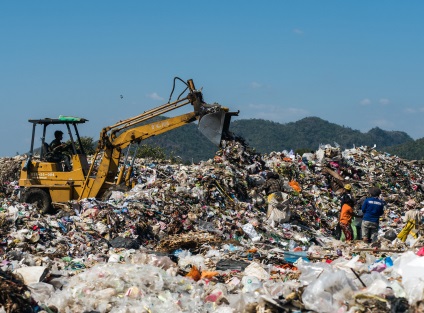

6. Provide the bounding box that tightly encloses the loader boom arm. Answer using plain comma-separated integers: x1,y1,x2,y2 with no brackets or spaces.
79,78,236,199
110,111,197,149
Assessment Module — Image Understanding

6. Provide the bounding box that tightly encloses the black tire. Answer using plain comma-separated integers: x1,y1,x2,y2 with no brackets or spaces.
21,188,52,214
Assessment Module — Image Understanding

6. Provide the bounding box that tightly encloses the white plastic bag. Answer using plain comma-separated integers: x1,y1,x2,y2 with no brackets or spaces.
302,269,357,312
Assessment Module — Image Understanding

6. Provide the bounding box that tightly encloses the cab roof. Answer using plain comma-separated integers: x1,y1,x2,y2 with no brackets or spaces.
28,116,88,125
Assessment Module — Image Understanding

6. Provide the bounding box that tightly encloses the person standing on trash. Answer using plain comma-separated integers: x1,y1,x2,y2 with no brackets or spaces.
50,130,72,171
340,184,354,207
397,199,422,241
339,184,355,241
354,195,366,240
263,171,290,227
361,187,386,243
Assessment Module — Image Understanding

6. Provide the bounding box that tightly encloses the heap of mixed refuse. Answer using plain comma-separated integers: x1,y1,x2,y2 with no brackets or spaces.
0,138,424,313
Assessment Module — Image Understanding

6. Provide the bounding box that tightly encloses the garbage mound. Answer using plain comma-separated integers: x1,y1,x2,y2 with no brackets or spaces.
0,155,23,200
1,141,424,312
0,269,34,313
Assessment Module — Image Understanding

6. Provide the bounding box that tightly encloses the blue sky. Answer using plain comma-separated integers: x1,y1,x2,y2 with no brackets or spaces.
1,1,424,157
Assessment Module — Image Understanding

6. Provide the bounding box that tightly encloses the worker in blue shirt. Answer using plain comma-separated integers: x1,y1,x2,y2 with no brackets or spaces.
361,187,386,243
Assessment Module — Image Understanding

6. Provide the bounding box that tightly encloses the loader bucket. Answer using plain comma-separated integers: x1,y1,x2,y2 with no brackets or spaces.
198,110,238,146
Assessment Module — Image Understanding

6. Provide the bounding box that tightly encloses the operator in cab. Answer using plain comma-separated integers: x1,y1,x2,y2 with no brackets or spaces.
50,130,72,171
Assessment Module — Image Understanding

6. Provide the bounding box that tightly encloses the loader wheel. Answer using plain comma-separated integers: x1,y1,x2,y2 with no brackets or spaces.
21,188,52,214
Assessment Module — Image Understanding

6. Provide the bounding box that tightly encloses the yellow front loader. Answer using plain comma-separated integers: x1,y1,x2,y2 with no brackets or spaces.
19,78,238,213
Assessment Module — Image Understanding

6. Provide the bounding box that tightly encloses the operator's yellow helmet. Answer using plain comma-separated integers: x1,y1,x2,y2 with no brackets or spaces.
344,184,352,191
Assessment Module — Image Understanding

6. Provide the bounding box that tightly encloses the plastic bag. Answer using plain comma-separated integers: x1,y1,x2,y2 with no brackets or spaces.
243,262,270,280
242,223,261,242
242,276,262,293
109,236,140,249
392,251,424,304
302,269,357,312
28,282,54,303
297,259,333,285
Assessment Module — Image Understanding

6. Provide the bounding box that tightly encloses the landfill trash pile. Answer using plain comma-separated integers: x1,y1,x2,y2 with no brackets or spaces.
1,140,424,313
0,156,23,201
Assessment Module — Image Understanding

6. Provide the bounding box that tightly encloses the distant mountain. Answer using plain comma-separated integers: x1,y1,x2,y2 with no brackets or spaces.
142,123,217,163
384,138,424,160
141,116,419,162
230,117,413,153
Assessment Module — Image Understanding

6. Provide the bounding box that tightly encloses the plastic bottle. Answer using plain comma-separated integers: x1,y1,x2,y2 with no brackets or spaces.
289,239,296,250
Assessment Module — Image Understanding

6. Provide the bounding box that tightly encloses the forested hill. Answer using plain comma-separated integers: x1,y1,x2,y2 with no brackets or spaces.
230,117,413,154
384,138,424,161
141,116,420,162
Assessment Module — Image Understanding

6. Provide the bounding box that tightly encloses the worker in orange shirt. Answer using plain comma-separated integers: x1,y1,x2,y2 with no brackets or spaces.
339,184,355,241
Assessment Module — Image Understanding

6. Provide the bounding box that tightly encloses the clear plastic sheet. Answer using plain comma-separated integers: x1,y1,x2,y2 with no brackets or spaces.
46,263,205,313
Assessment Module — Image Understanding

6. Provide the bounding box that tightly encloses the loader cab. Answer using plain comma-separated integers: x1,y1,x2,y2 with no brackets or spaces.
19,116,90,213
25,116,88,168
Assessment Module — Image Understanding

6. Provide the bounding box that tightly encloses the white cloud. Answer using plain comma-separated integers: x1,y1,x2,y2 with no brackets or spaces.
250,82,262,89
379,98,390,105
246,103,267,109
286,107,309,115
245,103,309,121
148,92,164,101
293,28,304,35
404,107,424,113
360,98,371,105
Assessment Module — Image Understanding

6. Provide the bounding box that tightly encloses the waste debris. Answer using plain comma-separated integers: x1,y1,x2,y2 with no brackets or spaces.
1,140,424,312
0,268,34,313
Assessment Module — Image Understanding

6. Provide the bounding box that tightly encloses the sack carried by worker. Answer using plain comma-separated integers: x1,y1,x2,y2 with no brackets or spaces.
333,222,342,239
332,202,343,239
